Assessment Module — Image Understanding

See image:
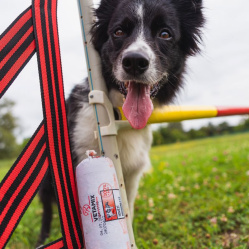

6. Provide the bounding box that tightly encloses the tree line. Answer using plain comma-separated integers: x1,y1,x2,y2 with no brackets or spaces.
153,118,249,146
0,99,28,160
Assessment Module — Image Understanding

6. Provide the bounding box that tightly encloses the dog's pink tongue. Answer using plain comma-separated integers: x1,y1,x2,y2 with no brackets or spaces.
122,82,153,129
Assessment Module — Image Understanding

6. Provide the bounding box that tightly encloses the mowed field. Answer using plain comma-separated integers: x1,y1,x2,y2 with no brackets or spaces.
1,133,249,249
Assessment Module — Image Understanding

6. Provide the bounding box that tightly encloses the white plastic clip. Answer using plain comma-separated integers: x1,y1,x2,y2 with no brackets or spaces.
89,90,118,136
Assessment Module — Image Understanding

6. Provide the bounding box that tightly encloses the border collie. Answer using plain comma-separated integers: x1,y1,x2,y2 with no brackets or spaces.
38,0,204,245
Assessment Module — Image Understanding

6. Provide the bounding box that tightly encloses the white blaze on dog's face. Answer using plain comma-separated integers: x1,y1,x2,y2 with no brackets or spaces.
115,3,159,86
91,0,204,129
113,3,156,129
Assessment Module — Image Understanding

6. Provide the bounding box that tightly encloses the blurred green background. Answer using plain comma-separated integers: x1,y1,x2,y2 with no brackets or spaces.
1,100,249,248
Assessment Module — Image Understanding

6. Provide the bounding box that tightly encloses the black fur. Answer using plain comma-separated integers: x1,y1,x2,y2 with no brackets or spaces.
91,0,204,104
38,0,204,245
37,173,54,246
66,83,90,166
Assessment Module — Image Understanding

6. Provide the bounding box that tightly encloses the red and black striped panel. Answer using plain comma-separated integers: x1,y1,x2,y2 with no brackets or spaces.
0,123,49,249
39,238,64,249
0,7,36,98
32,0,83,248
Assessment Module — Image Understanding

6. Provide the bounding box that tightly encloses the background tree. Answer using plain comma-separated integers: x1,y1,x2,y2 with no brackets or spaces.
152,116,249,146
0,99,18,159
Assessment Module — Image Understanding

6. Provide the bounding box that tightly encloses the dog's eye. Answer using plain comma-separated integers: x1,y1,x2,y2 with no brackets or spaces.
114,29,125,37
158,30,171,40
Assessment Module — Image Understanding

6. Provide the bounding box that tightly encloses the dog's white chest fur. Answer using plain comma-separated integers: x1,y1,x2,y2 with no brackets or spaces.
73,103,152,171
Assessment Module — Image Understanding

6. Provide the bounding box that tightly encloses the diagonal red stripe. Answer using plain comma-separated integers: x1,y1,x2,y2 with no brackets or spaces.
0,40,35,94
0,125,44,202
0,158,49,248
0,9,32,52
0,144,46,224
43,239,64,249
0,26,34,70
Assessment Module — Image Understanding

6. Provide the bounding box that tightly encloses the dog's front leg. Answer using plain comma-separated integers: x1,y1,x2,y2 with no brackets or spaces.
117,127,152,220
123,170,143,220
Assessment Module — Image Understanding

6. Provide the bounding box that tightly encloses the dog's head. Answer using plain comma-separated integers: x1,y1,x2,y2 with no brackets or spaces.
91,0,204,129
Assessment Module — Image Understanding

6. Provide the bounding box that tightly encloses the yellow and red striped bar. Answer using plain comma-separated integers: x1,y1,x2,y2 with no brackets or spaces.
116,106,249,124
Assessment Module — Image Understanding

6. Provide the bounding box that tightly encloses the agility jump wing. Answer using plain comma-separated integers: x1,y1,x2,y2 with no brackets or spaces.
77,0,137,248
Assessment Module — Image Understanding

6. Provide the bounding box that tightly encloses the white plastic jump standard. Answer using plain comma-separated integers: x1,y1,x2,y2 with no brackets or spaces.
77,0,137,248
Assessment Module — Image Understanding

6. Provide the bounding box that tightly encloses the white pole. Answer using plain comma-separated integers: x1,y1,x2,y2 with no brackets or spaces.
76,0,137,248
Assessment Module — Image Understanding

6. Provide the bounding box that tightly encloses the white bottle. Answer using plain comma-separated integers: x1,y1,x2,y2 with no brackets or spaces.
76,151,131,249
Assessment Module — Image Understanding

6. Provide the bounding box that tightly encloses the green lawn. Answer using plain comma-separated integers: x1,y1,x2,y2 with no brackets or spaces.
1,133,249,248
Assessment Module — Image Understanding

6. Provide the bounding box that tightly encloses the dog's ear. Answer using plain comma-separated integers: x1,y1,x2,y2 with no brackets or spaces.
91,0,121,53
174,0,205,55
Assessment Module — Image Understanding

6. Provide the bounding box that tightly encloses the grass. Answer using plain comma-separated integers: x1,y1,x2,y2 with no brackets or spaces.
1,133,249,248
135,133,249,249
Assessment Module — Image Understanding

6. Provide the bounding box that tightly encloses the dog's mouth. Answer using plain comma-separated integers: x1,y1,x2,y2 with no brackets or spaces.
119,81,160,99
118,81,160,130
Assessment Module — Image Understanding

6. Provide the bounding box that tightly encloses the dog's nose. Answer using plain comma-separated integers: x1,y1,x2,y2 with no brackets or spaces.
122,52,149,75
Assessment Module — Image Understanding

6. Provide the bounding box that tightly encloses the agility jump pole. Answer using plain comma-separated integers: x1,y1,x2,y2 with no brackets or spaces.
77,0,137,248
116,106,249,125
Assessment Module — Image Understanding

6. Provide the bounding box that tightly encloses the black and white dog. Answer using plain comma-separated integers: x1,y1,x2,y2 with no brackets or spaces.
38,0,204,244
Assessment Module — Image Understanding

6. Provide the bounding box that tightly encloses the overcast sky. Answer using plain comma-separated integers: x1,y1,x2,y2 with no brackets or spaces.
1,0,249,140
